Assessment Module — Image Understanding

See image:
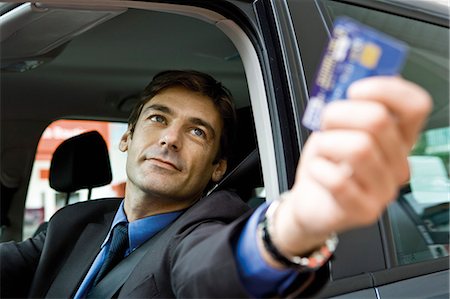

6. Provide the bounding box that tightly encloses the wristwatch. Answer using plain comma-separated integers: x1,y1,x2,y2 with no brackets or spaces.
258,199,338,271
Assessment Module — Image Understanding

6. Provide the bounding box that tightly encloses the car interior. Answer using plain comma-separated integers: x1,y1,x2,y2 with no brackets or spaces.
1,2,263,241
32,130,114,237
1,1,449,297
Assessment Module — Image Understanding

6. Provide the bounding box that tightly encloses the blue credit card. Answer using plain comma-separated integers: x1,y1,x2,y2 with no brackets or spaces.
302,17,409,130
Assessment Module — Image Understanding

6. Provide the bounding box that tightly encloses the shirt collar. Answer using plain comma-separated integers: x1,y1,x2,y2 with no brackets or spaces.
102,200,183,253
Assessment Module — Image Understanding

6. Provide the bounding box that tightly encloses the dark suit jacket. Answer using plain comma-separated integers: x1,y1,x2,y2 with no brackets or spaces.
1,190,328,298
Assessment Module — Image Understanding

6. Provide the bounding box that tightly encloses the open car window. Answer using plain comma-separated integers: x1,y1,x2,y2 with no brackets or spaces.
321,0,449,266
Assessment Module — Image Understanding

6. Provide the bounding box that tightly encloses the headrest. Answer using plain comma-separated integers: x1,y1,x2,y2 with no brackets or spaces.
49,130,112,193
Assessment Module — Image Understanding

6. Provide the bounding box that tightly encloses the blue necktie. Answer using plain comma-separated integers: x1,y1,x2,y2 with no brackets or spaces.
93,223,129,286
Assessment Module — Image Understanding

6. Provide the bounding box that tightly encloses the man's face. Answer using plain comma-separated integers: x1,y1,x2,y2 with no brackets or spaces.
120,86,227,204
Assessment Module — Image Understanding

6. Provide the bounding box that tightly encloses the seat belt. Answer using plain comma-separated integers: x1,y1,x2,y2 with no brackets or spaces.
86,237,154,298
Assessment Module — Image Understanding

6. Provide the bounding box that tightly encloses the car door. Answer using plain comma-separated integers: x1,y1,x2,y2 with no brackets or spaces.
269,0,449,297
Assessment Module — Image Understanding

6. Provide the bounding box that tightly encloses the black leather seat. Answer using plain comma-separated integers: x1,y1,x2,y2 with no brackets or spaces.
50,130,113,204
33,130,113,236
210,107,264,206
211,148,263,202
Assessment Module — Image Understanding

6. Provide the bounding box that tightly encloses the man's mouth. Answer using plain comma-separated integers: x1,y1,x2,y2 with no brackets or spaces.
148,158,181,171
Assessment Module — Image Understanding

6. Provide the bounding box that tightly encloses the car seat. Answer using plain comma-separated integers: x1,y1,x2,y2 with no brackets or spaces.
209,106,264,207
49,130,113,205
33,130,112,236
210,148,263,204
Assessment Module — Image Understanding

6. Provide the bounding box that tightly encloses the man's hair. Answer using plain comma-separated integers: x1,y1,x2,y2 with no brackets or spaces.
128,70,237,162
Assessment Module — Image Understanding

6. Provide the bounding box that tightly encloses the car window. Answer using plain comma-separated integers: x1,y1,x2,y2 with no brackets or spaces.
321,0,449,266
23,120,127,240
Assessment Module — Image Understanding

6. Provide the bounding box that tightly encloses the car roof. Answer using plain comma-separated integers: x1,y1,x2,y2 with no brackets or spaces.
1,4,249,118
1,3,250,188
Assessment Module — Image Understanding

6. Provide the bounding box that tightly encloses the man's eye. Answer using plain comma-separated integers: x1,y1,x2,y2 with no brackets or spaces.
191,128,206,138
149,115,165,123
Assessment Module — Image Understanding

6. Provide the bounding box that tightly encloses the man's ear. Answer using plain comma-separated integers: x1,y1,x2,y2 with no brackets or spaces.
212,159,227,183
119,130,131,152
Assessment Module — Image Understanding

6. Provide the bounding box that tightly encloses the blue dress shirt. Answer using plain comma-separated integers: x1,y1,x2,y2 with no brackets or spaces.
74,201,182,298
75,200,296,298
236,203,298,297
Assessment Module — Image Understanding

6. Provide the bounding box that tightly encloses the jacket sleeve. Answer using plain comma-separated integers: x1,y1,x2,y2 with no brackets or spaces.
169,210,330,298
0,231,46,298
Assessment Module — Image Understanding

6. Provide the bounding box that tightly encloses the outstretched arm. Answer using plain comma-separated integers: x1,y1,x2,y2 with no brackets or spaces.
259,76,432,267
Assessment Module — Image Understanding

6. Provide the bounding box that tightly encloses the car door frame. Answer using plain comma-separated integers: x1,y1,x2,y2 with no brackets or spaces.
269,0,449,297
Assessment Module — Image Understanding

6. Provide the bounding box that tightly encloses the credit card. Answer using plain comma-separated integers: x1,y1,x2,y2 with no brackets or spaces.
302,17,408,131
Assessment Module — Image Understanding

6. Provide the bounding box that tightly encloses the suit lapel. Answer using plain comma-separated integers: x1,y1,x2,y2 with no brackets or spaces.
46,212,115,298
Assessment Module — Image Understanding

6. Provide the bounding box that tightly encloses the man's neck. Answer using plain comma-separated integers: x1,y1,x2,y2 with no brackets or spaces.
123,185,201,222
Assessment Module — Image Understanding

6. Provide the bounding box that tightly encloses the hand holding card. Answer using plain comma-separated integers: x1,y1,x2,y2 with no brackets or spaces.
262,18,432,264
302,17,409,130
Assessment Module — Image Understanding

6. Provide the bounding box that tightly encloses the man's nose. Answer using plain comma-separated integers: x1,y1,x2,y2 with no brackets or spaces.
159,126,182,151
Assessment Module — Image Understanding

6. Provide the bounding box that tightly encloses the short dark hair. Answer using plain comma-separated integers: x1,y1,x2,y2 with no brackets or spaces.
128,70,237,162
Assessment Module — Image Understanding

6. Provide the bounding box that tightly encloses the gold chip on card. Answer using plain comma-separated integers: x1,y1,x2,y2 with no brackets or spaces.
359,43,381,69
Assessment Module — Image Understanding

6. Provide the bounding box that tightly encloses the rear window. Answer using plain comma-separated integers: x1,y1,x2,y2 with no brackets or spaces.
23,120,127,240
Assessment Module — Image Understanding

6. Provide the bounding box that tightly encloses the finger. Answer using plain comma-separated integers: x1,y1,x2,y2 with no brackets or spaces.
307,157,356,197
321,100,410,183
306,157,388,227
311,130,399,201
347,76,432,147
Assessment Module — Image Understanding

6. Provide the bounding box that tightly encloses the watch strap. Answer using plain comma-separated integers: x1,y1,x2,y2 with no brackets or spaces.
258,200,338,271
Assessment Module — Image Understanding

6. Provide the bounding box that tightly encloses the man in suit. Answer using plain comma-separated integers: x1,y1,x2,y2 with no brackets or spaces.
1,70,431,298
